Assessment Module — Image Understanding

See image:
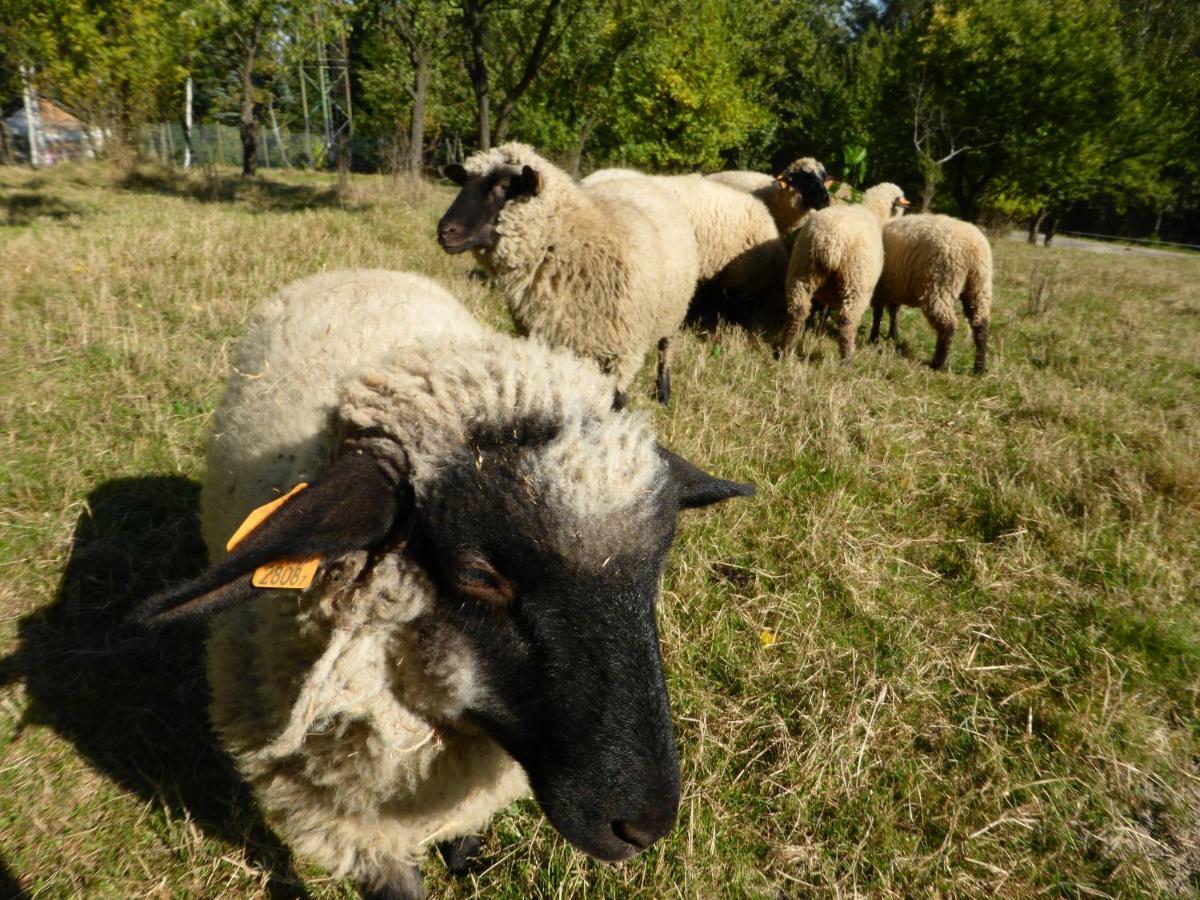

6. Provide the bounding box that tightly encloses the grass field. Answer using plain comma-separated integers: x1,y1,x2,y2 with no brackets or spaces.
1,163,1198,899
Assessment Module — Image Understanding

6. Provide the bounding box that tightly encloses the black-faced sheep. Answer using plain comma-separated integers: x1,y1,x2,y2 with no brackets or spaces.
437,143,700,407
869,214,993,373
707,156,833,234
780,183,911,362
134,269,754,900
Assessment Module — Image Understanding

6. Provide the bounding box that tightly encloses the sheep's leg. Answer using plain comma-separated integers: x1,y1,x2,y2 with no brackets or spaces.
836,299,869,364
780,276,818,357
439,834,484,877
960,289,989,374
970,319,989,374
929,319,955,370
655,337,672,405
869,303,883,343
361,864,424,900
887,305,899,341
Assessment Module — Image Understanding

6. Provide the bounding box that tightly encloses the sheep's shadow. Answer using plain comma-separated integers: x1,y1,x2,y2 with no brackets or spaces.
0,476,306,899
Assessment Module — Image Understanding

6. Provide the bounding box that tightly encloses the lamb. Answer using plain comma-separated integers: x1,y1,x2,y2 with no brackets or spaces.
706,156,832,234
133,269,754,900
437,144,700,407
583,167,791,323
780,183,911,361
869,214,993,373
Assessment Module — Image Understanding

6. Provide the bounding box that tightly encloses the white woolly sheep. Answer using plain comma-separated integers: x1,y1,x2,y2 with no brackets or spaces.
780,183,911,361
707,156,832,234
438,144,700,407
135,269,754,900
584,167,790,322
869,214,993,373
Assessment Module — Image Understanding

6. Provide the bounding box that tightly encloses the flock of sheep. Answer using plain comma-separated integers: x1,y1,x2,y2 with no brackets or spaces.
133,141,996,899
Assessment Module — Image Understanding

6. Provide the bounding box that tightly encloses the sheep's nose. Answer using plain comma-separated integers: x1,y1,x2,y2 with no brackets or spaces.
438,221,463,240
611,811,675,852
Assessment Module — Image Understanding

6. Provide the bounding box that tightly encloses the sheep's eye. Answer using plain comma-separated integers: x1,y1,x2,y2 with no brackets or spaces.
454,560,515,607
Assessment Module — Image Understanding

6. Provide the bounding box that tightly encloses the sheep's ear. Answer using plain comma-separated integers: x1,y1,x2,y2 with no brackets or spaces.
443,163,468,185
130,451,408,627
657,446,756,510
512,165,542,198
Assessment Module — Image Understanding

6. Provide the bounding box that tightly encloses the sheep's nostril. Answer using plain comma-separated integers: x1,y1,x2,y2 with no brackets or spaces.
611,819,664,851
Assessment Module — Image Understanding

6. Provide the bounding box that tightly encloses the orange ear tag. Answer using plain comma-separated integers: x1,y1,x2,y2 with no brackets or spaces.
226,483,322,590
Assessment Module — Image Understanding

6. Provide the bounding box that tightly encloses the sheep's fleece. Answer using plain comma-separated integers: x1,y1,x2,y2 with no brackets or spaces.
200,269,666,885
463,144,699,393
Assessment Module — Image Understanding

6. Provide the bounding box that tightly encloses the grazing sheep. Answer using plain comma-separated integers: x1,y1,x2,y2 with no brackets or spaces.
583,167,791,326
869,214,993,373
780,183,910,361
437,144,700,407
134,269,754,900
707,156,832,234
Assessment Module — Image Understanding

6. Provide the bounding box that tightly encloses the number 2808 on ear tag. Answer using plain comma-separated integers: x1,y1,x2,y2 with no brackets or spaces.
251,558,321,590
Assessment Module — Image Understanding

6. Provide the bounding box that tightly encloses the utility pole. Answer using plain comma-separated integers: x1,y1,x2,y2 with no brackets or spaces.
183,75,194,169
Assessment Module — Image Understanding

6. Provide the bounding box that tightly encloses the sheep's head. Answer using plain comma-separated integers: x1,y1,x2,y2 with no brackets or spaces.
777,157,833,211
135,341,755,864
862,182,911,222
437,161,542,253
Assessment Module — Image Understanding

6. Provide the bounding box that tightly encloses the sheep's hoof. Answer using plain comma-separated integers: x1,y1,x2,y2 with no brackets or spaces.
611,390,629,411
439,834,485,878
362,866,425,900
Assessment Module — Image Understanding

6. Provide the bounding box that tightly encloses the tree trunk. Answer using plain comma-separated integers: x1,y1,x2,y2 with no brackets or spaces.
240,17,264,178
1043,213,1059,246
21,65,41,168
408,55,430,175
464,0,490,150
569,113,594,177
1028,209,1047,244
269,100,290,167
492,0,564,145
182,75,194,169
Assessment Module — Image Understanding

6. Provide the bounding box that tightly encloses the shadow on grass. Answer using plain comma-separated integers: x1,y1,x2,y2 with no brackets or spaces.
2,192,82,226
0,476,307,899
0,857,30,900
118,168,347,213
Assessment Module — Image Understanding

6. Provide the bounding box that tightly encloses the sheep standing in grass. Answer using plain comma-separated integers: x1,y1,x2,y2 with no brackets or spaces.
869,214,993,373
437,143,700,406
135,269,754,899
780,183,910,362
582,167,793,327
707,156,832,234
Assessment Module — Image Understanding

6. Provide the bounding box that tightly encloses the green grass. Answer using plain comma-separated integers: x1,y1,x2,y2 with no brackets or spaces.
1,162,1198,898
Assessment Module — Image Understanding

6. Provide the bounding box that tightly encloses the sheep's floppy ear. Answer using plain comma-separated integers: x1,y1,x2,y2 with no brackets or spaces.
443,163,468,185
512,165,542,198
130,450,408,627
657,446,755,510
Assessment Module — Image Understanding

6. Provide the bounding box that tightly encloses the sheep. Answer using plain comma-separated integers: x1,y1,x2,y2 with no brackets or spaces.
437,144,700,407
780,183,911,362
582,167,791,328
133,269,755,900
706,156,832,234
869,214,993,373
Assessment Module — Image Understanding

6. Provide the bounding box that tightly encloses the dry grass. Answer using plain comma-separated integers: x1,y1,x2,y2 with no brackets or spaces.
1,162,1198,898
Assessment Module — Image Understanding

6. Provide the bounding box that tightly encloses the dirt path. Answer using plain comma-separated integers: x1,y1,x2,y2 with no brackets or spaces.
1006,230,1197,259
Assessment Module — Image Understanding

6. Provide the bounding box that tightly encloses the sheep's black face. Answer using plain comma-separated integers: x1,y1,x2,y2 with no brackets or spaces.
783,164,832,211
437,164,541,254
415,423,752,862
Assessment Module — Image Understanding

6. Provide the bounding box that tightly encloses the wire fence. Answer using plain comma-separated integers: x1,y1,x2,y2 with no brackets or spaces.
140,122,328,170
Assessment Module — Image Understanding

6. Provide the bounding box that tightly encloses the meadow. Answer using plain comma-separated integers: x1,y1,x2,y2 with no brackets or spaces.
1,163,1198,898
